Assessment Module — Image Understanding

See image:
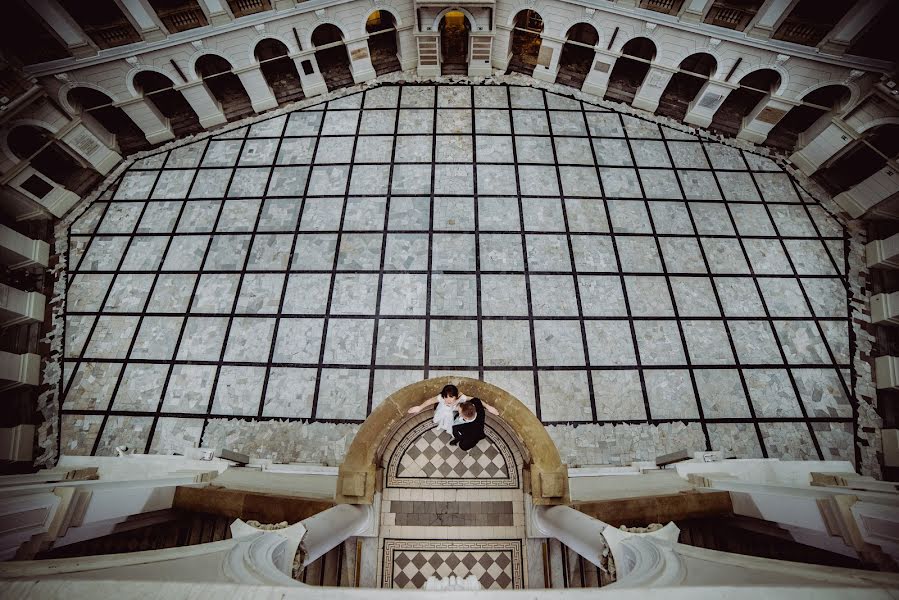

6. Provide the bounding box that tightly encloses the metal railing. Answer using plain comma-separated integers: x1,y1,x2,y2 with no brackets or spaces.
226,0,272,18
157,4,209,33
82,20,142,49
704,3,758,31
774,17,833,46
639,0,684,16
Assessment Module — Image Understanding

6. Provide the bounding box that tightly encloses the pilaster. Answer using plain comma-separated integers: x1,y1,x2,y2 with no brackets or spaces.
680,0,715,23
532,38,563,85
117,97,176,144
0,224,50,270
582,52,614,98
683,81,734,128
746,0,798,39
178,81,228,128
0,283,46,328
737,97,794,144
346,40,377,84
30,0,96,57
235,65,280,113
833,163,899,219
291,55,328,98
819,0,888,55
195,0,233,26
119,0,166,42
631,65,677,113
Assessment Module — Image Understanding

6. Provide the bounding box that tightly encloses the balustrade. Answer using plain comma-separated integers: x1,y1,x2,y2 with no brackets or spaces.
226,0,272,18
157,4,209,33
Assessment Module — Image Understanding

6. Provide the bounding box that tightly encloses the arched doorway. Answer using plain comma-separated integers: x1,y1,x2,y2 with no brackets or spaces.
765,85,850,152
812,123,899,196
195,54,254,122
507,10,543,76
655,53,717,121
366,11,401,75
709,68,781,137
67,87,149,155
312,24,353,91
604,37,657,105
8,125,99,195
556,23,600,89
254,38,305,106
439,11,470,75
133,71,202,137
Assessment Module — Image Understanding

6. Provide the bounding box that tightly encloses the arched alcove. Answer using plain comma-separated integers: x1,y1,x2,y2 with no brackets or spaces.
507,10,544,76
366,10,401,75
556,23,600,89
195,54,254,122
255,38,305,105
67,87,149,155
604,37,657,104
709,68,781,136
439,10,471,75
312,24,353,91
655,52,717,121
133,71,202,137
765,84,850,152
7,124,99,195
335,376,569,506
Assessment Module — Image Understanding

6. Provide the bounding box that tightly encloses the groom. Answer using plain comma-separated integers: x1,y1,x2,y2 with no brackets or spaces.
450,397,498,451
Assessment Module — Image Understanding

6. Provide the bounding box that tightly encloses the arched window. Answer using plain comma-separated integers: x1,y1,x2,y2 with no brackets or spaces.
255,38,305,105
507,10,543,76
133,71,202,137
709,69,780,137
68,87,150,155
556,23,599,90
813,123,899,195
655,53,716,121
8,125,99,194
604,37,656,105
439,11,470,76
366,11,401,76
195,54,254,122
312,25,353,91
765,85,850,152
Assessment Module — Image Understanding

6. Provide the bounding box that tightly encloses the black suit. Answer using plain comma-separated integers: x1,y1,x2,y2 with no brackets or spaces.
451,397,486,451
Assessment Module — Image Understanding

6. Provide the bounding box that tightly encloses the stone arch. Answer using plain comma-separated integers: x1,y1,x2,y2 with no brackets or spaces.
801,79,859,113
431,6,480,31
335,376,569,505
559,18,601,46
666,46,726,80
188,49,237,80
248,33,298,65
730,61,789,98
359,4,403,35
504,1,550,28
857,115,899,135
0,119,60,165
124,65,180,98
58,80,121,116
304,19,351,50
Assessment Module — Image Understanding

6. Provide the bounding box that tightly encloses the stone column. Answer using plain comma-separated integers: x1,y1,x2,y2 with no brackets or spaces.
396,26,417,71
29,0,95,57
195,0,232,26
632,65,677,113
736,96,794,143
117,97,176,144
60,123,123,175
788,121,854,175
833,163,899,219
301,504,372,566
820,0,888,55
119,0,165,41
867,232,899,269
0,225,50,270
532,37,563,85
680,0,716,23
0,350,41,391
683,81,734,128
345,39,377,84
746,0,797,39
492,26,513,72
0,283,44,327
871,292,899,325
582,51,615,98
291,54,328,98
178,81,228,128
235,65,279,113
875,356,899,389
532,505,610,568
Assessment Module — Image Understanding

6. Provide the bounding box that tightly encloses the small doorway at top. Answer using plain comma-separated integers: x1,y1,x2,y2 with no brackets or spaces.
440,11,469,75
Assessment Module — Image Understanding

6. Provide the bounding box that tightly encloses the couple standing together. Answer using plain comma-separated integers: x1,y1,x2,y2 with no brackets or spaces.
407,385,500,451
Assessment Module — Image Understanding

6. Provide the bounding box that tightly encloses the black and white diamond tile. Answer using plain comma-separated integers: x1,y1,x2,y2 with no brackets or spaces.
386,419,518,488
383,539,522,589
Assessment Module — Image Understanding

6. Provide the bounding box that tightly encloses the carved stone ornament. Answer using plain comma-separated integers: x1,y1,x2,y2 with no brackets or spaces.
847,69,865,83
645,22,657,33
370,0,382,6
54,73,69,82
775,53,789,66
315,9,326,20
254,24,266,33
585,7,595,17
191,40,204,50
124,56,139,66
708,38,721,49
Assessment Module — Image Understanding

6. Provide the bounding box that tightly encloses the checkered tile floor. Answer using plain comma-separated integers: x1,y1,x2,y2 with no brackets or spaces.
383,540,522,589
386,419,518,488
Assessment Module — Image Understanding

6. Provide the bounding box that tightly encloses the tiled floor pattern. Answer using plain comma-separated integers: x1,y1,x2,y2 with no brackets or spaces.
60,83,856,464
386,420,518,488
383,539,523,589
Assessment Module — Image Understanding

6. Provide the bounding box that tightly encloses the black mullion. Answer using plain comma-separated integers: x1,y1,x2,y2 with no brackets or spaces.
254,112,300,418
621,117,709,450
310,92,361,419
663,133,766,456
506,85,543,421
66,198,115,291
470,85,484,381
703,141,823,460
365,89,402,415
87,168,167,456
587,114,652,424
422,86,438,379
543,89,597,422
